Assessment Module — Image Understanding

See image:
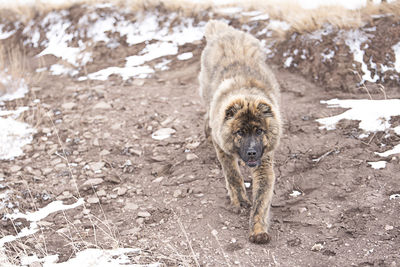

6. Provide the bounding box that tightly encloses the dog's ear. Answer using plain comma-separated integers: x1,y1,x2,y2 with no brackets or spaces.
225,103,242,120
257,103,273,117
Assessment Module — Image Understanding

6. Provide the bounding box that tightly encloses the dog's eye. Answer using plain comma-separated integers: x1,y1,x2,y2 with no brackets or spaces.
256,128,263,136
236,130,244,136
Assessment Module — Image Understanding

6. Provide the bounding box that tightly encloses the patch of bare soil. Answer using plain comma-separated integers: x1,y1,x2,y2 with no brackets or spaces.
1,6,400,267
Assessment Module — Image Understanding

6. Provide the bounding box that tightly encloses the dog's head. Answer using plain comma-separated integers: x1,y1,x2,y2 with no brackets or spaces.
224,99,280,167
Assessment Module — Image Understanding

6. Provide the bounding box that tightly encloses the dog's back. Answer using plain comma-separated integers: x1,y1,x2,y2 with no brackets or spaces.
199,20,278,108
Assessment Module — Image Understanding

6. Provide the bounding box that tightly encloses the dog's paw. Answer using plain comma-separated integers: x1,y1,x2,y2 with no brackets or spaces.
249,232,271,244
240,199,251,208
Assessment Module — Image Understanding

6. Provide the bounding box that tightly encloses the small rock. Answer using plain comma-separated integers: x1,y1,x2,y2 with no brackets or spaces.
10,165,22,173
186,141,201,150
160,117,175,127
125,202,139,211
311,243,324,251
133,79,145,86
299,207,307,213
120,227,140,236
117,187,127,196
99,149,110,156
92,138,100,146
151,128,176,140
105,175,121,184
129,149,142,156
81,178,104,190
93,101,112,109
54,163,67,170
186,153,198,161
152,176,164,183
37,221,53,227
385,225,394,231
136,218,145,225
87,197,99,204
173,189,183,198
62,102,77,110
97,189,107,197
137,211,151,218
42,127,51,134
82,209,91,215
89,162,105,172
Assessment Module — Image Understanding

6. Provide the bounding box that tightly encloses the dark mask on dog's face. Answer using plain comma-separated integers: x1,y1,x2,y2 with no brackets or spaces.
235,128,264,167
226,100,274,167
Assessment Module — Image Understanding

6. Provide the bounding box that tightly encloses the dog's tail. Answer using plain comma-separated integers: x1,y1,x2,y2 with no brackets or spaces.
204,20,230,40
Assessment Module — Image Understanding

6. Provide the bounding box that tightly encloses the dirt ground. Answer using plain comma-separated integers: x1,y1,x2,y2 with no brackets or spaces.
1,6,400,267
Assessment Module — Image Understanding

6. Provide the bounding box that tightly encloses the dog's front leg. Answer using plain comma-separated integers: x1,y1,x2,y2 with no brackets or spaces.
249,153,275,244
213,141,251,212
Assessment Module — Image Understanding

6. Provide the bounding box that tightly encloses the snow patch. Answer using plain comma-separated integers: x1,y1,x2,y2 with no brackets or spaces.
390,194,400,200
151,128,176,140
21,248,159,267
367,161,386,169
317,98,400,132
391,41,400,73
375,144,400,157
177,52,193,60
0,24,16,40
249,14,270,21
284,57,293,68
290,190,302,197
0,76,29,103
0,199,84,247
268,20,291,31
49,64,78,76
343,30,378,83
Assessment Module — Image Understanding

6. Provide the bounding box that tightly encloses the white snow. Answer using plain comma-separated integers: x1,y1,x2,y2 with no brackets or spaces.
390,194,400,200
0,117,35,160
290,190,302,197
375,144,400,157
151,128,176,140
127,42,178,66
321,50,335,62
367,161,387,169
249,14,270,21
0,199,84,247
318,98,400,168
20,247,158,267
284,57,293,68
0,25,16,40
177,52,193,60
154,59,171,71
7,198,84,222
317,98,400,132
268,20,291,31
0,74,35,160
0,76,29,103
87,65,154,81
37,11,81,66
49,64,78,76
391,41,400,73
394,126,400,135
343,30,378,83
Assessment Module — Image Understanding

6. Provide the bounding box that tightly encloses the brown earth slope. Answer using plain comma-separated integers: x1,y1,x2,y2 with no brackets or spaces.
0,5,400,267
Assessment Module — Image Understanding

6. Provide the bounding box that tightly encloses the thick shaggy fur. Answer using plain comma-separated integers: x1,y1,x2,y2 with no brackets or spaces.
199,20,282,244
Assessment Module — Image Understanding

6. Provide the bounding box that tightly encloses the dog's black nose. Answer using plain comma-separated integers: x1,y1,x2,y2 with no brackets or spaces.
247,148,257,157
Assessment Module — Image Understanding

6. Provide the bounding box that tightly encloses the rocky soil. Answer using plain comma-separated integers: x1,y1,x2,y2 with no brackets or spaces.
0,4,399,267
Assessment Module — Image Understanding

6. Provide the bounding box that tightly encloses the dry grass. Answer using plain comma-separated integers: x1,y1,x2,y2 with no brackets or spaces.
1,0,400,32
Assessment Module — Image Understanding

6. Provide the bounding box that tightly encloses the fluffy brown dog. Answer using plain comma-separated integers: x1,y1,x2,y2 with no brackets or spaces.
199,20,282,244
